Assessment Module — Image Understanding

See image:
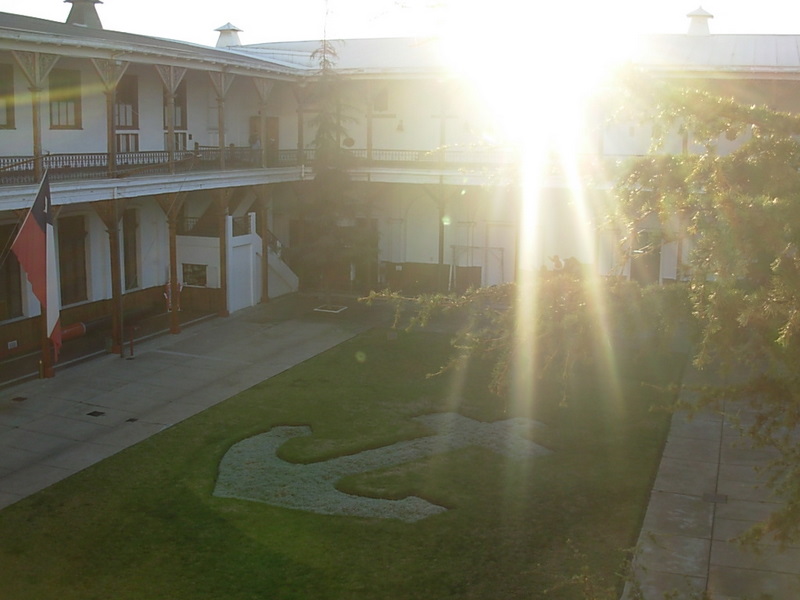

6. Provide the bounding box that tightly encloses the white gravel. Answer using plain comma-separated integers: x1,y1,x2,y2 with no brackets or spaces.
214,412,551,522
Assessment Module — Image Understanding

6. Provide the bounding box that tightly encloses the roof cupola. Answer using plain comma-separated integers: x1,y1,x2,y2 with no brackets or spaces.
687,7,713,35
64,0,103,29
215,23,243,48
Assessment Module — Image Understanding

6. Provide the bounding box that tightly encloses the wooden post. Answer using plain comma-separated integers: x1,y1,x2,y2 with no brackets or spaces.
155,65,186,175
93,200,125,353
90,58,129,178
218,95,226,170
366,82,374,163
253,79,274,168
293,85,308,166
156,193,186,334
216,190,232,317
209,71,235,170
40,304,54,378
438,198,446,292
424,185,450,293
168,212,180,331
31,87,43,183
11,51,60,181
258,186,271,303
165,90,176,172
105,89,117,177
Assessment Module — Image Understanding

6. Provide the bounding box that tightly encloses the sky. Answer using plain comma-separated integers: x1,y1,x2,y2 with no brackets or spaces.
3,0,800,46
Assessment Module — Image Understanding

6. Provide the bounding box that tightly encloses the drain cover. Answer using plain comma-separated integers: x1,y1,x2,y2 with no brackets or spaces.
86,410,105,417
11,397,26,402
703,492,728,504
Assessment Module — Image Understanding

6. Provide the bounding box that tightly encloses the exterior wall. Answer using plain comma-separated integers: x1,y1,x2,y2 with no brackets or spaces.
392,80,445,151
184,70,213,148
373,79,499,153
41,57,107,155
130,200,169,290
132,65,168,152
178,236,221,288
273,85,298,152
1,53,33,155
368,182,517,291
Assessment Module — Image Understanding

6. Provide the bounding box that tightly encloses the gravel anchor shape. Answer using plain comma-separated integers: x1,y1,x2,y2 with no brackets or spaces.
214,412,551,522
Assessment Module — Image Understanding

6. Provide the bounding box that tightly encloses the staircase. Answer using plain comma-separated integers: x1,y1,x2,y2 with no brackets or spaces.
265,230,299,299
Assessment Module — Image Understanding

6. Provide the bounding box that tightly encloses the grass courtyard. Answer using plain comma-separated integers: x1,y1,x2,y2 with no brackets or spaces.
0,328,684,599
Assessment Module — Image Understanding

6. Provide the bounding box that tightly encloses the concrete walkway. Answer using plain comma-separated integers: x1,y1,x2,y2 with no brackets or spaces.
626,365,800,599
0,294,385,511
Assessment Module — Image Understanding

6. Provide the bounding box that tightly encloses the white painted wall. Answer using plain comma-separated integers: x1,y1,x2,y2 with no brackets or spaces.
131,65,167,152
41,57,107,155
177,236,221,288
127,201,168,289
2,55,33,154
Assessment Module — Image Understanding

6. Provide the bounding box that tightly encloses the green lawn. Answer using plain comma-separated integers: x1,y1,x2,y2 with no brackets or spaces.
0,330,683,599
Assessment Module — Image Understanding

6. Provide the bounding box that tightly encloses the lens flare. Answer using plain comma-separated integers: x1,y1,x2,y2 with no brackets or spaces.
440,3,634,418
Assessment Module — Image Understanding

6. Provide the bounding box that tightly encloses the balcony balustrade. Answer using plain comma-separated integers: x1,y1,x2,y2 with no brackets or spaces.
0,146,628,187
0,146,525,186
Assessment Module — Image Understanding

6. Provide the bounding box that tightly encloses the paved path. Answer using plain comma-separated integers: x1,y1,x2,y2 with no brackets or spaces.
625,365,800,599
0,295,382,510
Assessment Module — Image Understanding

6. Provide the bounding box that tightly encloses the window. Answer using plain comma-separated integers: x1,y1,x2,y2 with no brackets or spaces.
49,68,82,129
0,64,15,129
115,133,139,152
0,224,22,320
122,208,138,290
114,74,138,129
163,79,187,130
164,131,188,151
182,264,207,287
58,215,88,305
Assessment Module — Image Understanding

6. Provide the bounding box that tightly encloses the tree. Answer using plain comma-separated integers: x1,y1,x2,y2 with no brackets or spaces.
291,39,378,297
613,71,800,545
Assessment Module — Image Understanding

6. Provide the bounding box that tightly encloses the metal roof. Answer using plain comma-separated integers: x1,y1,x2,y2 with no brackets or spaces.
235,37,449,76
6,8,800,80
0,12,298,77
634,34,800,74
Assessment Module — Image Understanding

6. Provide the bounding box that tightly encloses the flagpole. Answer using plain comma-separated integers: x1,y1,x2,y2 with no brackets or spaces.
39,301,55,378
12,169,61,378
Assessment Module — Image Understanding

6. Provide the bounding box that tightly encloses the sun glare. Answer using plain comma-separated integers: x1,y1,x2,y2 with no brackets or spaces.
441,3,634,415
441,2,631,150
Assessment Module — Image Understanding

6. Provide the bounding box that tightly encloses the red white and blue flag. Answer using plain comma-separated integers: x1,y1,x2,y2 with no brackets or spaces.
11,171,62,361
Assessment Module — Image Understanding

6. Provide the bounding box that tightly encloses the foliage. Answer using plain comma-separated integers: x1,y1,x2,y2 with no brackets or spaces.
0,329,680,599
366,265,693,405
613,71,800,545
291,39,377,293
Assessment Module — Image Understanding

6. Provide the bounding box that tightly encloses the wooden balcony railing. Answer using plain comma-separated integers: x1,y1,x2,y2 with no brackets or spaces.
0,146,526,187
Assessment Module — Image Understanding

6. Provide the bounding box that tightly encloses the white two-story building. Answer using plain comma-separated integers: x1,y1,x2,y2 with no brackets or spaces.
1,2,799,371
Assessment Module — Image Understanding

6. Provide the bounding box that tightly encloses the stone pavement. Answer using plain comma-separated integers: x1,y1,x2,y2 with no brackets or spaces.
0,294,387,511
625,365,800,599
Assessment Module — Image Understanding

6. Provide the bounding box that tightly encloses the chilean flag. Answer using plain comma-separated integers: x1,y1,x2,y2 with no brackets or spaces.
11,172,62,361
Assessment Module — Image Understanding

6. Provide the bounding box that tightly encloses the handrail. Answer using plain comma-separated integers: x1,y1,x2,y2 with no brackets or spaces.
0,146,530,186
265,229,287,257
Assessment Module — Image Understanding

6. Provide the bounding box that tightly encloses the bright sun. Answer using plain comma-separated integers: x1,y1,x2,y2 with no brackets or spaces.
439,1,634,414
441,1,632,153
